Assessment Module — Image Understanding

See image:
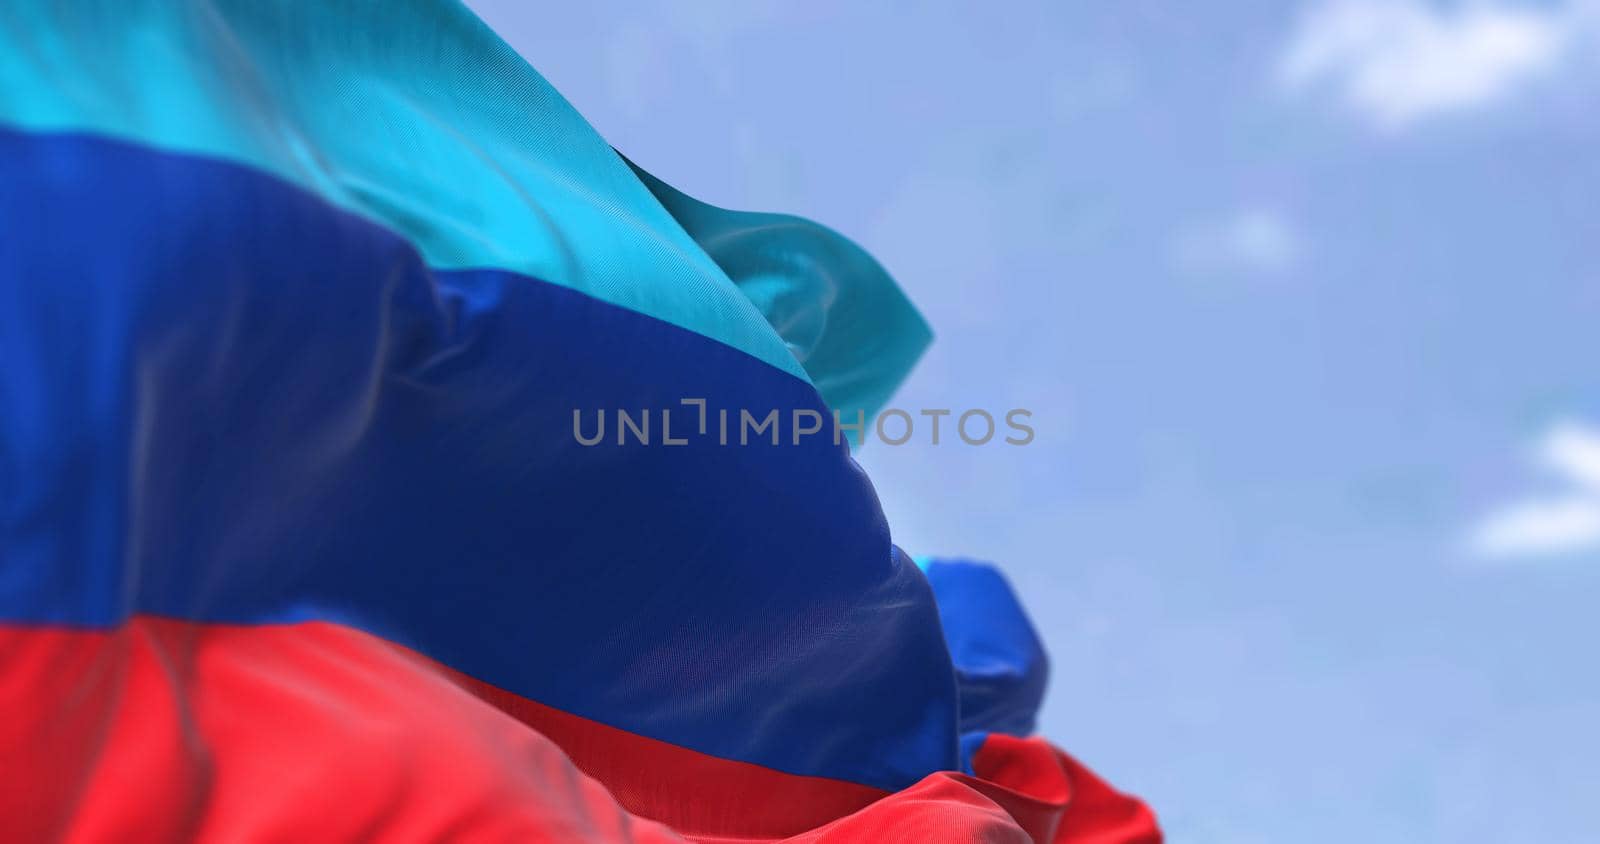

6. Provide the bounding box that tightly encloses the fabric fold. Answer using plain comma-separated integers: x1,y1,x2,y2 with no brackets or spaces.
0,2,1157,841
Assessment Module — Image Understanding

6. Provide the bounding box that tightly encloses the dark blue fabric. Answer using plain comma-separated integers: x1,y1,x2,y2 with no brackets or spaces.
0,127,959,791
924,559,1050,740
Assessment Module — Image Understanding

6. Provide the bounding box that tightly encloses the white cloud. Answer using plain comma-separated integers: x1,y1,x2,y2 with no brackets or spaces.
1540,420,1600,489
1175,209,1302,276
1471,496,1600,557
1279,0,1595,129
1469,420,1600,560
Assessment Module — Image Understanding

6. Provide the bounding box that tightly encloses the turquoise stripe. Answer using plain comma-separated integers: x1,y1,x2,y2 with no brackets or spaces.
0,0,928,413
632,162,931,434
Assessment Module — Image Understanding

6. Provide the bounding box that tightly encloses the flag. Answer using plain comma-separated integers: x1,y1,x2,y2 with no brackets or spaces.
0,2,1159,841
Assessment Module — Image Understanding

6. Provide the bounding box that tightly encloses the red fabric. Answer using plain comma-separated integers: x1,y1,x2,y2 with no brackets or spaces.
0,618,1159,843
454,669,883,838
0,618,682,843
769,734,1162,844
971,735,1163,844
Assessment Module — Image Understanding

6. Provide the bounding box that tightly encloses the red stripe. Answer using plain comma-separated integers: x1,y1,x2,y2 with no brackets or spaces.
444,662,885,837
0,618,1159,842
0,617,684,843
970,734,1163,844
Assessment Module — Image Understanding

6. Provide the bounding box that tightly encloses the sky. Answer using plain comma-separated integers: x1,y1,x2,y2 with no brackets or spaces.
465,2,1600,840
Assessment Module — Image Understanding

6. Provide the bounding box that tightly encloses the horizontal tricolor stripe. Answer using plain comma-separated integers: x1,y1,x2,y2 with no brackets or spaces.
0,617,687,843
0,126,957,791
0,0,934,420
0,0,808,382
0,617,1158,843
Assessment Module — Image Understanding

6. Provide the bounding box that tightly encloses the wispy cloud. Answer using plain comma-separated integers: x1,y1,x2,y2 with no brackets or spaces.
1279,0,1596,129
1469,420,1600,560
1174,208,1302,277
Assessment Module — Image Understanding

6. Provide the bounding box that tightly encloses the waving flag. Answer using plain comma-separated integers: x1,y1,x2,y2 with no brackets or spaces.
0,2,1159,841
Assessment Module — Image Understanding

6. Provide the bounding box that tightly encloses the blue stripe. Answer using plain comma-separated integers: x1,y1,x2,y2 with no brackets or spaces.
924,560,1049,738
0,0,933,422
0,127,957,790
0,0,810,385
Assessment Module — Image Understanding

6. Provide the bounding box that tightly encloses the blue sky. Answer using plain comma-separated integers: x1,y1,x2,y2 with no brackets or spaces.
467,2,1600,840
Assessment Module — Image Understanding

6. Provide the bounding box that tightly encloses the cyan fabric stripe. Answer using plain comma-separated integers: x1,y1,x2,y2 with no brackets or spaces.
0,0,928,419
0,127,958,791
629,162,932,431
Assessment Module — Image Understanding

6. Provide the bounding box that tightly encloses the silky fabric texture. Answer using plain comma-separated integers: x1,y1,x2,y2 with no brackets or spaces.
0,0,929,419
0,1,1159,841
923,559,1052,741
0,125,957,793
0,619,1160,843
629,162,932,430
